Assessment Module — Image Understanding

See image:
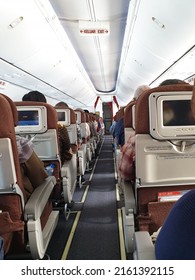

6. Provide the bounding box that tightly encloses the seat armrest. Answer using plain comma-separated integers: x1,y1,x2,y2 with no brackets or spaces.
133,231,156,260
24,176,56,221
122,180,136,212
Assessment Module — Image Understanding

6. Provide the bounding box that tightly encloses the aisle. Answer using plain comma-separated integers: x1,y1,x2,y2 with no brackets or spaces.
66,135,120,259
47,135,125,260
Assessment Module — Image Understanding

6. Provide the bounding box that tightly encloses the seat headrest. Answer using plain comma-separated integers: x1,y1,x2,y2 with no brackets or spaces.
59,107,76,124
124,100,135,128
135,84,193,134
115,107,125,121
75,109,86,123
0,94,18,126
15,101,58,129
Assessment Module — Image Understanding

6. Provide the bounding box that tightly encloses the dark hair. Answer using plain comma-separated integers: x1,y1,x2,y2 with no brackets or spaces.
55,102,69,108
22,91,47,103
159,79,188,86
84,109,89,113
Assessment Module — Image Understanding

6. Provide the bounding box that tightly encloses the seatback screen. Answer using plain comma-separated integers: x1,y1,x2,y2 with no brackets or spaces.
18,110,39,126
163,100,195,126
57,111,66,122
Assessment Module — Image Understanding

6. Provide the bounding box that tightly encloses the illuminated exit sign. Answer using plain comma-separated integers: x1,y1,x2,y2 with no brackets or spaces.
79,21,110,36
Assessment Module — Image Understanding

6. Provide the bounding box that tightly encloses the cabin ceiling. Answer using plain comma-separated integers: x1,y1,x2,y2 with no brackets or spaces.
0,0,195,108
49,0,129,94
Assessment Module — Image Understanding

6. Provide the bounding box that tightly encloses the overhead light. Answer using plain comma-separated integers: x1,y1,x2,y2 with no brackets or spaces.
116,0,141,84
35,0,98,93
152,17,165,29
8,16,24,29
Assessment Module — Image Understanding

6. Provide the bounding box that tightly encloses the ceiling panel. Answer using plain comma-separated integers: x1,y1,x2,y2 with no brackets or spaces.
0,0,195,108
49,0,131,92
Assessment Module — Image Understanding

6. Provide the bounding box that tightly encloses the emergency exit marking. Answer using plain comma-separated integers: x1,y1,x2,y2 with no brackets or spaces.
80,29,109,35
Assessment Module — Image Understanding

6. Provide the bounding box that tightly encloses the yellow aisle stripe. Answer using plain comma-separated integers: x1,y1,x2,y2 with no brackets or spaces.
61,184,90,260
118,208,126,260
61,211,81,260
81,185,89,202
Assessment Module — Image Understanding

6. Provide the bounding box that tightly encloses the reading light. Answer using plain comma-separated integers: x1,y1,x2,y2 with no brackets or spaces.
152,16,165,29
8,16,24,29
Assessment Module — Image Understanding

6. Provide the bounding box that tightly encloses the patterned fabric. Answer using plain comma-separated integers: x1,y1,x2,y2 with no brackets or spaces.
57,124,73,164
16,135,34,163
118,132,135,181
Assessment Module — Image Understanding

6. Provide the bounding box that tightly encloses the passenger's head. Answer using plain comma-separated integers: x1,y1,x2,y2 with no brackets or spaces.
75,108,84,111
55,101,69,108
22,91,47,103
159,79,189,86
134,85,150,100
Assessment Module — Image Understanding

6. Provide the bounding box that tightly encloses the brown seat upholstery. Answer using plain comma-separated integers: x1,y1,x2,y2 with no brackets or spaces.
0,95,59,259
124,99,136,143
15,101,62,201
135,84,195,234
15,102,78,205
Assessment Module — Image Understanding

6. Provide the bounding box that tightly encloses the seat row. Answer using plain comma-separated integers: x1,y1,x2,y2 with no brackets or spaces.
0,94,104,259
113,83,195,259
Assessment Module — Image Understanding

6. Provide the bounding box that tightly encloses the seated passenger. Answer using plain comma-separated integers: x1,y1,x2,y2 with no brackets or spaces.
0,236,4,260
109,118,116,136
159,78,189,86
118,85,150,181
114,117,125,149
118,80,190,182
55,102,82,149
155,188,195,260
90,113,98,136
3,93,48,199
22,91,73,165
16,135,48,199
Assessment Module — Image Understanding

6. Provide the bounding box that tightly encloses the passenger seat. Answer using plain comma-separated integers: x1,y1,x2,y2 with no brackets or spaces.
0,95,59,259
